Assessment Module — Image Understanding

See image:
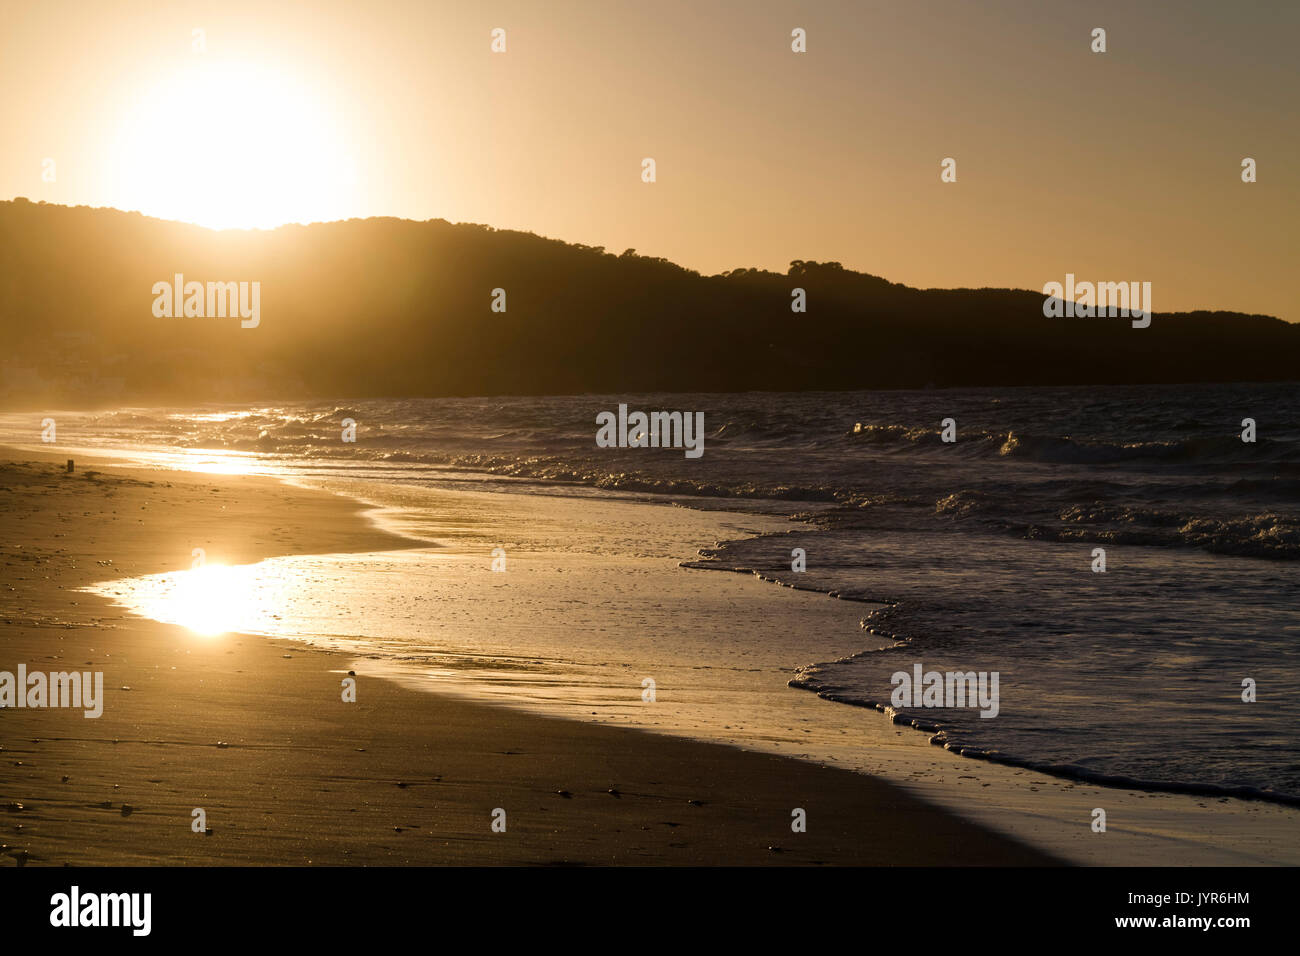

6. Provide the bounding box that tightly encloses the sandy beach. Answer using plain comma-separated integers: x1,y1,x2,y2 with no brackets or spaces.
0,449,1060,866
5,445,1299,866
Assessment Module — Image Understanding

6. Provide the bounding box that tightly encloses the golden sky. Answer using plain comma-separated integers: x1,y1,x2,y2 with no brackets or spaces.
3,0,1296,318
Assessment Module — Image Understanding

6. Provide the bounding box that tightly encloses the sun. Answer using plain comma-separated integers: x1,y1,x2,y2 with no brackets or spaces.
106,59,357,230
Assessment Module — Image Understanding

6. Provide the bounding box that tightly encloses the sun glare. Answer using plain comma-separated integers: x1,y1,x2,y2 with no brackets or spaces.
107,59,356,230
84,558,291,641
172,564,241,636
144,562,263,637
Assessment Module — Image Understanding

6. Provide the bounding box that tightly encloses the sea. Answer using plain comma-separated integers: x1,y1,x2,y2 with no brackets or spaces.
3,382,1297,803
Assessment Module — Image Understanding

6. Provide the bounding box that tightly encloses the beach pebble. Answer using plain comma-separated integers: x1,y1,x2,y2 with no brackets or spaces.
607,788,621,798
556,790,572,799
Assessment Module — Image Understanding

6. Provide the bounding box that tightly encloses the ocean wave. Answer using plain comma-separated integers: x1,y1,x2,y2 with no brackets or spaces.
847,419,1299,467
687,522,1300,805
1030,507,1300,559
997,430,1295,465
789,666,1300,808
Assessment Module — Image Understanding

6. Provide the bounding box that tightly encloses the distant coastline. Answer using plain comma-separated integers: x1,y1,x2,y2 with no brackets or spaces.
2,199,1297,408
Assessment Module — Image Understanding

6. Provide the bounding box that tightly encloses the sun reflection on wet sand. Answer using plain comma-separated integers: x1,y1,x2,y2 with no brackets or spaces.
101,562,280,638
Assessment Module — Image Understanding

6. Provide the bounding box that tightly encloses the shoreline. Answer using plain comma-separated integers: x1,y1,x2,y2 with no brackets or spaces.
5,444,1299,865
275,469,1300,864
689,564,1300,810
0,447,1058,866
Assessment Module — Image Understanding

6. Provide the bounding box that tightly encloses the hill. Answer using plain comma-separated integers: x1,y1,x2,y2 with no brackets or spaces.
2,199,1295,406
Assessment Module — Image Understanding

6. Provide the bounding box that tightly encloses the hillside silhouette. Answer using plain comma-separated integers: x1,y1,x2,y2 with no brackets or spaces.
2,199,1296,407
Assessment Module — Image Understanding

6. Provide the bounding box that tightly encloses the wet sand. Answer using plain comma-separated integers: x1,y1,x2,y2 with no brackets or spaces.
0,452,1057,866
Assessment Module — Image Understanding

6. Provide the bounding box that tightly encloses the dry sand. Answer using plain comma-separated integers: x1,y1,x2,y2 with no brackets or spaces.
0,451,1056,866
